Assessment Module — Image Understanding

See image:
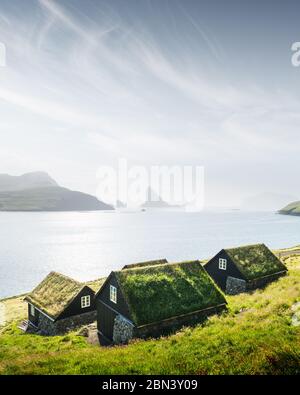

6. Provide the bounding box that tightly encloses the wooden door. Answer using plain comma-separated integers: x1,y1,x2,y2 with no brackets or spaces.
98,303,117,341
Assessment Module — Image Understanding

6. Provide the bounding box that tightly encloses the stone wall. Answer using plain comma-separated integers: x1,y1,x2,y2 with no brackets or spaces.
55,311,97,334
226,276,247,295
37,311,97,336
113,314,135,344
225,271,287,295
37,313,56,336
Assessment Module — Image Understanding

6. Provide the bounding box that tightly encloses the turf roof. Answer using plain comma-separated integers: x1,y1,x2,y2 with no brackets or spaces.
114,260,226,327
224,243,287,281
25,272,84,320
85,277,106,293
25,272,105,319
122,259,168,270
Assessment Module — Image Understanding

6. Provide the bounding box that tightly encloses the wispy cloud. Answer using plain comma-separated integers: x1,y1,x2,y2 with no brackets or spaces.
177,2,223,63
0,0,299,204
38,0,97,44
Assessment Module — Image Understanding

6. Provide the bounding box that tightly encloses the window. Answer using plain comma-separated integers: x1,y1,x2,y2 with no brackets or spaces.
81,295,91,308
110,285,117,304
30,304,35,316
219,258,227,270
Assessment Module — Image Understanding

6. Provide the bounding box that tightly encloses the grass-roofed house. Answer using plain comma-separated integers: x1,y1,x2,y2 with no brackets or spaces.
95,260,227,345
204,243,288,295
24,272,106,335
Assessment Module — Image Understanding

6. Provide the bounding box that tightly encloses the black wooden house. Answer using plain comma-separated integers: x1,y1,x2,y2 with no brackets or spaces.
24,272,105,335
204,243,287,295
95,260,227,345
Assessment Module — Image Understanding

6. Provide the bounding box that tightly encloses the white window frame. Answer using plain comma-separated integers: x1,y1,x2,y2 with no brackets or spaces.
110,285,117,304
219,258,227,270
30,304,35,316
81,295,91,308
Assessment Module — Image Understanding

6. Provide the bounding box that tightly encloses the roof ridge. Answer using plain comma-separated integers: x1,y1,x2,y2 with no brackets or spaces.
122,258,168,270
85,276,106,283
49,271,82,285
116,259,201,274
224,243,265,251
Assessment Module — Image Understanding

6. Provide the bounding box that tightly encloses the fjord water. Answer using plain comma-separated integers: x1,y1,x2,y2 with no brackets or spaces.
0,210,300,298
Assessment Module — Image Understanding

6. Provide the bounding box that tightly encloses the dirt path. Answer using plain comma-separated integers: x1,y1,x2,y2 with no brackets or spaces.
278,249,300,259
0,302,6,326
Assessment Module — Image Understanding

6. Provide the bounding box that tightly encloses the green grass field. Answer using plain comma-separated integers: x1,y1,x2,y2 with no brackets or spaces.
0,249,299,375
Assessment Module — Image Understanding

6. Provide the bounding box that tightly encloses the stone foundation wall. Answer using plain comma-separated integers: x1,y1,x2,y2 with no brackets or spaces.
37,311,97,336
225,272,287,295
113,315,134,344
55,311,97,334
226,276,247,295
37,314,56,336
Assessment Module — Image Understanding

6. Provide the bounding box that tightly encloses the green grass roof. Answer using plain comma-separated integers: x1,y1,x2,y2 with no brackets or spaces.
114,261,226,327
224,243,287,281
25,272,84,319
85,277,106,293
122,259,168,270
25,272,106,319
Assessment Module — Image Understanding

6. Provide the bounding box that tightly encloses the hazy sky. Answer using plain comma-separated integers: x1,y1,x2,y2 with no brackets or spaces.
0,0,300,206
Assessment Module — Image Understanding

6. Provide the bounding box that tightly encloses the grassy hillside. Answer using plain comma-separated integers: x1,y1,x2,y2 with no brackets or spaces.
0,251,299,375
0,295,27,326
279,201,300,216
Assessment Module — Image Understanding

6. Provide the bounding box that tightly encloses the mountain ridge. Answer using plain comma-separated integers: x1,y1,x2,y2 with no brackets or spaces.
0,172,58,192
0,172,113,212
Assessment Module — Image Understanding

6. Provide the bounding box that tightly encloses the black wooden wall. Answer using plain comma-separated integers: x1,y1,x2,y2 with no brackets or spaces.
96,273,132,341
57,286,96,320
204,250,246,291
28,304,40,326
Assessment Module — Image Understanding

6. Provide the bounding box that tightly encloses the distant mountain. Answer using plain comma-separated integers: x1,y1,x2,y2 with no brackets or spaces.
278,201,300,216
141,187,172,209
241,193,297,212
0,172,113,212
0,172,57,192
